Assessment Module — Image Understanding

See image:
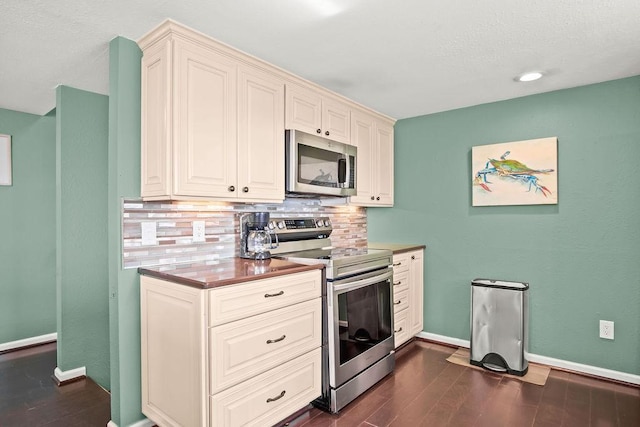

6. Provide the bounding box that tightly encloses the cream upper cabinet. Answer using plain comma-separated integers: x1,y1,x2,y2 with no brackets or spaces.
349,108,395,206
237,65,285,200
139,21,284,202
285,83,351,144
173,38,238,198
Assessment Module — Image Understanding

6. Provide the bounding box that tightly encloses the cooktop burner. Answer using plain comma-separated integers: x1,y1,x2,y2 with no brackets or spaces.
278,247,392,280
283,247,388,260
269,216,392,280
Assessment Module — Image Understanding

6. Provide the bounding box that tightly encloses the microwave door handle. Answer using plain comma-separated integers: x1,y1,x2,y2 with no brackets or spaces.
338,158,347,184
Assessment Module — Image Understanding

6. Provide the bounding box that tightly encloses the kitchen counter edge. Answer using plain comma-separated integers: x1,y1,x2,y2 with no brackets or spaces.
138,258,325,289
368,243,426,255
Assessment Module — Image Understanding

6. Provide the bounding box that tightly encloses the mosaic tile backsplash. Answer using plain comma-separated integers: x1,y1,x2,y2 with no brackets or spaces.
122,198,367,269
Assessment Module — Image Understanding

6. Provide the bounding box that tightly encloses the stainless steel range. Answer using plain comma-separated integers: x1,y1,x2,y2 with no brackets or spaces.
270,216,395,413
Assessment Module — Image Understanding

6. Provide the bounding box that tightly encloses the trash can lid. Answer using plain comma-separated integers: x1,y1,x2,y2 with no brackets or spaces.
472,278,529,290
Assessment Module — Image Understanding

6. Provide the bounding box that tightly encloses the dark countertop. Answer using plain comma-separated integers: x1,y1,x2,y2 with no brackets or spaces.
368,243,426,255
138,258,324,289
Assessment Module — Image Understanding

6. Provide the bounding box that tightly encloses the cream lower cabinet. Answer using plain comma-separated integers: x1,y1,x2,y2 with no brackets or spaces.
139,20,284,202
391,249,424,348
349,108,394,206
140,269,323,427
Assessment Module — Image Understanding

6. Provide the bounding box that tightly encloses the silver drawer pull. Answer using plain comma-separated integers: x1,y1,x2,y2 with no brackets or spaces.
266,390,286,403
266,335,286,344
395,327,403,333
393,281,402,286
392,262,402,266
394,300,402,305
264,291,284,298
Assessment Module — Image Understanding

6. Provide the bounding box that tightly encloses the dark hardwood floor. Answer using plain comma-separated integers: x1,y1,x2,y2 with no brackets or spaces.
286,340,640,427
0,342,110,426
2,340,638,426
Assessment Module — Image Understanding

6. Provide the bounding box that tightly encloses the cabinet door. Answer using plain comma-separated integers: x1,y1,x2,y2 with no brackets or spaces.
285,83,322,135
375,122,394,206
322,95,351,144
237,66,285,201
173,39,238,197
409,250,424,335
349,110,375,204
141,38,171,199
141,276,207,427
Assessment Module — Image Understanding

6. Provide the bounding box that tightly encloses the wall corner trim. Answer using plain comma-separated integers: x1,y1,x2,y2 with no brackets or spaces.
0,332,57,352
53,365,86,385
417,332,640,386
107,418,155,427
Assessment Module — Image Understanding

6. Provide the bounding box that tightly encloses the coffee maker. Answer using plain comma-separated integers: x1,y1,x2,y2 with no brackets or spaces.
239,212,279,260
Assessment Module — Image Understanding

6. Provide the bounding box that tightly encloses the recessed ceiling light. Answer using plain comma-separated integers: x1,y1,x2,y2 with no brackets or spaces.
516,72,543,82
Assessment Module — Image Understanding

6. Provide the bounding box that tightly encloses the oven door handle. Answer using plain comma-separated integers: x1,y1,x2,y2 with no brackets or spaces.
332,271,393,293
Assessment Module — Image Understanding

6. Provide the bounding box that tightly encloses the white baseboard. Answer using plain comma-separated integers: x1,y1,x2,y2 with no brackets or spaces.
107,418,155,427
417,331,640,386
0,332,57,352
54,365,86,383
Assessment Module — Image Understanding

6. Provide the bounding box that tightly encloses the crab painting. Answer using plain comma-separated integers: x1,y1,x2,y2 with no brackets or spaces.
473,150,554,197
471,137,558,206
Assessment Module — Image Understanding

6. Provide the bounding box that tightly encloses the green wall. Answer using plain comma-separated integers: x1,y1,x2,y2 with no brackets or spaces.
368,76,640,375
0,109,56,344
56,86,110,387
108,36,143,426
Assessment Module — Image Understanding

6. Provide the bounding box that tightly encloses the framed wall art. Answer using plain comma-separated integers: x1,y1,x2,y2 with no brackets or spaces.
472,137,558,206
0,134,11,186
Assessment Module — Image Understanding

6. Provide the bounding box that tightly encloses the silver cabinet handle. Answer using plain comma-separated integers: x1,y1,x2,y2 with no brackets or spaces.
266,335,286,344
393,262,402,267
395,327,403,333
264,291,284,298
316,129,322,134
242,186,249,193
228,185,235,192
370,196,375,200
376,196,380,201
411,255,416,260
325,131,330,136
266,390,286,403
394,300,402,305
393,281,402,286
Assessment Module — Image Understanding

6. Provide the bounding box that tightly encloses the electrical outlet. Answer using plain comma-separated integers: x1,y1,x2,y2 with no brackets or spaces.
599,320,614,340
141,221,157,246
193,220,206,242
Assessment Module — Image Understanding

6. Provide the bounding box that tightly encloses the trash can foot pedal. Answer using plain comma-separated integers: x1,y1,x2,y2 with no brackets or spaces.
470,352,528,377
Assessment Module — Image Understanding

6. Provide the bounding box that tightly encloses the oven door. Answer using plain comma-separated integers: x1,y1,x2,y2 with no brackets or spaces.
327,267,394,388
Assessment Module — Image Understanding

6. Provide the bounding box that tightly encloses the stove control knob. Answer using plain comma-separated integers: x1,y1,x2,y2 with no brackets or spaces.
316,219,324,228
324,219,331,227
277,221,286,229
268,221,275,230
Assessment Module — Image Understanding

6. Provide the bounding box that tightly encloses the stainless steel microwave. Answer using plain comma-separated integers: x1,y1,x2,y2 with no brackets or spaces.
285,129,357,197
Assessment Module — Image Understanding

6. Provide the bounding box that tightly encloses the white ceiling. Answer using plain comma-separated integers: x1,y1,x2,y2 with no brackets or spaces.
3,0,640,119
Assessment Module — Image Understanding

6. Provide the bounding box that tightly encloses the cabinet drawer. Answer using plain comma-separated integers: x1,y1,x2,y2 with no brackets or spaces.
393,288,409,314
394,309,410,348
392,270,409,293
210,348,321,427
208,270,321,326
392,253,410,273
210,298,321,393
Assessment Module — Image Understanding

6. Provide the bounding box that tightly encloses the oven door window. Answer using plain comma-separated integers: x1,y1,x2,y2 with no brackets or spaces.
337,281,392,365
298,144,347,188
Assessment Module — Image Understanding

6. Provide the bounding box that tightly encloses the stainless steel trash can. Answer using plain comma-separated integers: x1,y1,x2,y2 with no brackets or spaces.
470,278,529,376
